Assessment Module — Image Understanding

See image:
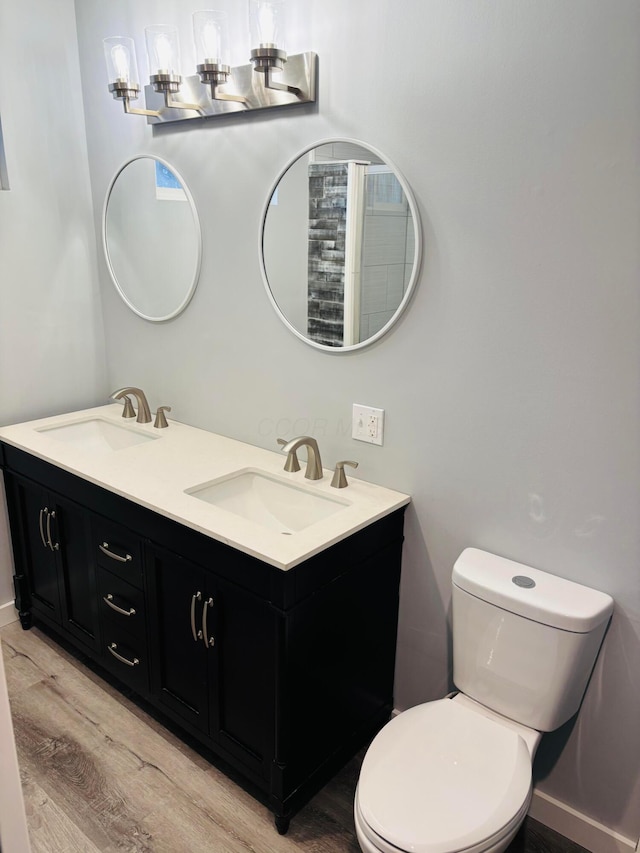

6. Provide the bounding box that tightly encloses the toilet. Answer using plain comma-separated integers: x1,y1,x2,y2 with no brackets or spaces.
354,548,613,853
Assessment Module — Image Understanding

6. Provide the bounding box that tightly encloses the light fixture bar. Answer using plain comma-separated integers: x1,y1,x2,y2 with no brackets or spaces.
143,51,317,125
196,63,248,104
123,99,163,118
263,67,300,95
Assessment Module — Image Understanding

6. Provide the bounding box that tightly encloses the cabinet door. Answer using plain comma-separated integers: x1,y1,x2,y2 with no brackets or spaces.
7,476,61,622
5,474,100,650
214,577,275,778
147,546,210,734
53,495,100,652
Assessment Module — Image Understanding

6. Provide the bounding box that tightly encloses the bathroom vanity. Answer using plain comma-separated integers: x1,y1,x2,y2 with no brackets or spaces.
0,406,408,833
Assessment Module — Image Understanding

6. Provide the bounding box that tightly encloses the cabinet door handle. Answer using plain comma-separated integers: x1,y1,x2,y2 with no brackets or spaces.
190,591,203,642
202,597,215,648
107,642,139,667
99,542,132,563
46,510,59,551
39,508,48,549
103,593,136,617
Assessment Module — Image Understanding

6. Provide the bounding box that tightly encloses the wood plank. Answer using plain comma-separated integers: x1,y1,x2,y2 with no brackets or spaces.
10,680,160,849
1,621,82,696
21,771,101,853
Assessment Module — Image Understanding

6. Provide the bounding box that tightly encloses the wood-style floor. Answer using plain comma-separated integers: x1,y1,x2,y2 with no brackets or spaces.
1,621,590,853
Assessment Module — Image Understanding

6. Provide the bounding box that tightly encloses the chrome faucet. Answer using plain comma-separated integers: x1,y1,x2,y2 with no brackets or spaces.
110,387,152,424
280,436,323,480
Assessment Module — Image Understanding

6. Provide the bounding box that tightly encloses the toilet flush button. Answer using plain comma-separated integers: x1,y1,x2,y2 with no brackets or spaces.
512,575,536,589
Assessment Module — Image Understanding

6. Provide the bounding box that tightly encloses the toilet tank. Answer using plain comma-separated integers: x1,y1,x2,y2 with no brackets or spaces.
452,549,613,731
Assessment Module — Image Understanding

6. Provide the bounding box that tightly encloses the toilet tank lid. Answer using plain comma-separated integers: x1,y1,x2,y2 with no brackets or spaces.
453,548,614,633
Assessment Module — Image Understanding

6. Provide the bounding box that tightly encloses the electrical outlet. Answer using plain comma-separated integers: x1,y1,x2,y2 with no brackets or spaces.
352,404,384,446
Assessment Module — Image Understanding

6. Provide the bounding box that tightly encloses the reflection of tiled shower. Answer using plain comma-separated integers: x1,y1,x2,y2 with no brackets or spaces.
307,161,412,347
307,162,349,347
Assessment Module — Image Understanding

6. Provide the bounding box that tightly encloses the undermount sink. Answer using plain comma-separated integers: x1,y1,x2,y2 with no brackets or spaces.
37,418,158,452
185,469,350,534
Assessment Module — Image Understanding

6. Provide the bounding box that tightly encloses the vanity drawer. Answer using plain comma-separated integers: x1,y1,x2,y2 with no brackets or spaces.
98,568,146,643
93,519,143,588
101,624,149,695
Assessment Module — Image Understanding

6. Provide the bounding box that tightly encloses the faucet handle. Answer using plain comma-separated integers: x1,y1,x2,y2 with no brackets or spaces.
154,406,172,429
120,395,136,419
331,460,359,489
277,438,301,472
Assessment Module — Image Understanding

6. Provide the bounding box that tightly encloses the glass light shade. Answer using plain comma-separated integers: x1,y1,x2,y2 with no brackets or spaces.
249,0,287,50
103,37,140,85
145,26,181,75
193,10,231,66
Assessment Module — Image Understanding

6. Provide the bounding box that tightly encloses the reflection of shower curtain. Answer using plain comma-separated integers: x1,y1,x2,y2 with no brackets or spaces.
343,162,366,346
344,164,407,345
358,166,411,341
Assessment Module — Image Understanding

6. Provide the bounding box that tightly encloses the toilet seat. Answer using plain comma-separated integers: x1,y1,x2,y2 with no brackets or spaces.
356,698,533,853
355,793,531,853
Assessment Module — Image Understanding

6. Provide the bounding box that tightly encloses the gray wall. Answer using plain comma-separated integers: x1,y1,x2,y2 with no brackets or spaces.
263,153,309,333
8,0,639,844
0,0,107,614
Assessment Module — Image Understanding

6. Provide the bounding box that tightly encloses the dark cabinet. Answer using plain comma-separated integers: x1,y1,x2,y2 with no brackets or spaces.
10,477,62,621
147,546,211,732
147,544,275,780
6,473,100,652
214,575,275,777
92,515,150,693
1,444,404,834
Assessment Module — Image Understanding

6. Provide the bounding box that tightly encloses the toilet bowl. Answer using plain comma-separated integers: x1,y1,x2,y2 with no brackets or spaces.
354,696,538,853
354,548,613,853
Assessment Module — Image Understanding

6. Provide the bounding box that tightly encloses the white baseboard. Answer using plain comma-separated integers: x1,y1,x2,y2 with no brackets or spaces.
0,601,18,629
529,789,638,853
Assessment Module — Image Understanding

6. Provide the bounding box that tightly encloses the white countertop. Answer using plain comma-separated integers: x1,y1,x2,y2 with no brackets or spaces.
0,405,410,570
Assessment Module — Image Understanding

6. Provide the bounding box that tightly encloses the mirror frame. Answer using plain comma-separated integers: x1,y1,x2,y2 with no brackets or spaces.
102,154,203,322
259,137,422,352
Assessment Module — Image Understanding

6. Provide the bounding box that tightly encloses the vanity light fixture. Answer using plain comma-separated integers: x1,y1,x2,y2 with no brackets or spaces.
249,0,300,95
103,33,203,116
145,26,205,113
193,10,247,104
103,37,161,117
103,1,317,126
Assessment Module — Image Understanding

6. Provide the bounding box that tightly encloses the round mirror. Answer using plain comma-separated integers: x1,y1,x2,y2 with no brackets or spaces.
103,155,202,322
260,138,422,351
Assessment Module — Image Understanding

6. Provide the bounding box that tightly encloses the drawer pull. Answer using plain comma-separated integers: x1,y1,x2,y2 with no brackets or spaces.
39,508,48,548
103,593,136,617
202,597,215,648
107,642,139,667
99,542,132,563
190,591,203,642
46,510,59,551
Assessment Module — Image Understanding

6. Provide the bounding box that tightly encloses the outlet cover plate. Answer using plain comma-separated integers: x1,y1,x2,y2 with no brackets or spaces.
352,404,384,446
